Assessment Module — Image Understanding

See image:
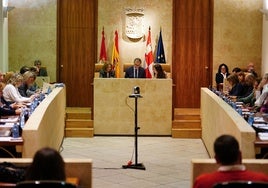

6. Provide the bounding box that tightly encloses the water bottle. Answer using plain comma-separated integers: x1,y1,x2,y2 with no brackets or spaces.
12,123,20,138
20,109,25,129
248,112,254,126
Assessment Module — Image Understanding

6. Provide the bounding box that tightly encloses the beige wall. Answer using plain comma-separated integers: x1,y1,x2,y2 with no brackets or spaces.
213,0,263,86
6,0,263,84
8,0,56,81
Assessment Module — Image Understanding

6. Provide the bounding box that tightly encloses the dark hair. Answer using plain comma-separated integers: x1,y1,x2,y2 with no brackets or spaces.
217,63,229,74
20,66,30,74
101,62,112,72
232,67,242,73
133,58,142,64
153,63,166,78
214,135,240,165
34,60,41,66
25,147,66,181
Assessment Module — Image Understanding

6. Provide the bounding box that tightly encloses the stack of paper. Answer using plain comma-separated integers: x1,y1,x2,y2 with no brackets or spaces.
258,132,268,140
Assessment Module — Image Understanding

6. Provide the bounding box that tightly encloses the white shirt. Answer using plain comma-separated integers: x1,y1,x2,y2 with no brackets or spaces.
3,84,31,103
255,83,268,107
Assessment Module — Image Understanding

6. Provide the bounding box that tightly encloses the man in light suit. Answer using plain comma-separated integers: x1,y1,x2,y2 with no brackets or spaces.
125,58,146,78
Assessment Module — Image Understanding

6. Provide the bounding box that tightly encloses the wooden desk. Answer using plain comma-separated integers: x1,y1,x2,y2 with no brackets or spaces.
22,87,66,157
94,78,172,135
201,88,256,158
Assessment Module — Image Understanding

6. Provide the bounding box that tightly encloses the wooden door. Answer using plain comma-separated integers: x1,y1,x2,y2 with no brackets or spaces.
172,0,213,108
57,0,97,107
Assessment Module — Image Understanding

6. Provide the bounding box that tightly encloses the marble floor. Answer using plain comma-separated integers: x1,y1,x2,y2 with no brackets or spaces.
60,136,209,188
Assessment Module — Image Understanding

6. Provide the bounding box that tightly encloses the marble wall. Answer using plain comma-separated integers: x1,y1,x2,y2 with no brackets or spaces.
6,0,264,84
213,0,263,85
8,0,56,81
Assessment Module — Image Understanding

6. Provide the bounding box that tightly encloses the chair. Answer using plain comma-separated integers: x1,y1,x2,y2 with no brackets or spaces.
213,181,268,188
16,180,77,188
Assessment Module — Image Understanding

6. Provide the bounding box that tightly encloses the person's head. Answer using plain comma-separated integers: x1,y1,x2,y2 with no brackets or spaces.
102,62,113,72
261,73,268,84
153,63,166,78
217,64,229,74
133,58,142,68
232,67,242,74
8,73,24,87
23,71,36,86
25,147,66,181
0,71,4,82
245,73,256,86
34,60,42,69
214,135,241,165
237,71,245,83
247,62,255,72
226,73,239,86
20,66,30,75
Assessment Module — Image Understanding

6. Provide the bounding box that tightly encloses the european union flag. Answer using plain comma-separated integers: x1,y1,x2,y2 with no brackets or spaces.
155,29,166,63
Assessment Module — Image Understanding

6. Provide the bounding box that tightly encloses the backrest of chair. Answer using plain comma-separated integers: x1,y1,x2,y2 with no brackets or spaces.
213,181,268,188
16,181,76,188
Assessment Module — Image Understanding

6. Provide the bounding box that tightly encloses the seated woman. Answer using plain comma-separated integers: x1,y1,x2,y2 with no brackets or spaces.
25,147,66,181
3,73,35,104
153,63,167,79
0,82,23,116
226,74,243,96
99,62,115,78
18,71,39,97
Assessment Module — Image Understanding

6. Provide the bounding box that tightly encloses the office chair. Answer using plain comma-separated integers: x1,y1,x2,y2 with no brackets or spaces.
16,180,77,188
213,181,268,188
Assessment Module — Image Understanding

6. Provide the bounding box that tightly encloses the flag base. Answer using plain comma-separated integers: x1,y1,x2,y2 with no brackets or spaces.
122,163,146,170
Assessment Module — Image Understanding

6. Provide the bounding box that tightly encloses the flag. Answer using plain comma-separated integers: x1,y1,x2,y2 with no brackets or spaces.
145,27,154,78
99,27,107,62
111,30,120,78
155,28,166,63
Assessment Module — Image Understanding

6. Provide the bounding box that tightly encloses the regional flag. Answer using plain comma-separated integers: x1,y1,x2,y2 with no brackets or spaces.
155,28,166,63
99,27,107,62
145,27,154,78
111,30,120,78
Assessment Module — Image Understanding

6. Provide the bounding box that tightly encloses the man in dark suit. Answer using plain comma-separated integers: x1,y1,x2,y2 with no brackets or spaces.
125,58,146,78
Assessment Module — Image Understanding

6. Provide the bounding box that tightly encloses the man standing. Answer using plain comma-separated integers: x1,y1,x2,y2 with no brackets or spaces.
193,135,268,188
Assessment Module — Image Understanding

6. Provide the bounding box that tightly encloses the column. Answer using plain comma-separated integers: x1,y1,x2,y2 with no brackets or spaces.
262,0,268,75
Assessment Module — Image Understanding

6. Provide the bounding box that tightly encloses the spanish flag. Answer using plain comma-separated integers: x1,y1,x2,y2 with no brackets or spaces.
111,30,120,78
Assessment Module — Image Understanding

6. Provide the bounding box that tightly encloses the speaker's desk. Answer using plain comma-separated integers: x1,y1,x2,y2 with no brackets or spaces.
201,88,256,158
22,87,66,157
94,78,172,135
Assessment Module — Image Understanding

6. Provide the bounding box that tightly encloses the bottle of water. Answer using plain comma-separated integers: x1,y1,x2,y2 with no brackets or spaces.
20,109,25,129
12,123,20,138
248,112,254,126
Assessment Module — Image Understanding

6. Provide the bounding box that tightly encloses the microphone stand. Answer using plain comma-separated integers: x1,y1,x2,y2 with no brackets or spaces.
122,94,146,170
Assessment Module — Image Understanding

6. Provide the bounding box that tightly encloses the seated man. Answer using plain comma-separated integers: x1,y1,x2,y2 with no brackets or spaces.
125,58,145,78
193,135,268,188
34,60,48,77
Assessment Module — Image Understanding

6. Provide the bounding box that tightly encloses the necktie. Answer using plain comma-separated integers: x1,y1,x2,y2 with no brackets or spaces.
135,68,138,78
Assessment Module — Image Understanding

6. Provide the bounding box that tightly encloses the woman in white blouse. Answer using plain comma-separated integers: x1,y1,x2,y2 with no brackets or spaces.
3,73,35,104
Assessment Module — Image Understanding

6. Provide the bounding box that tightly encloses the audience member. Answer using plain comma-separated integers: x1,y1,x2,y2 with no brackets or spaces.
99,62,115,78
153,63,167,79
0,82,22,116
226,74,243,96
232,67,242,74
215,63,230,91
254,73,268,108
193,135,268,188
25,147,66,181
34,60,48,76
239,73,255,98
3,73,34,104
246,62,258,78
0,71,4,82
125,58,146,78
20,66,30,75
18,71,38,97
2,71,14,84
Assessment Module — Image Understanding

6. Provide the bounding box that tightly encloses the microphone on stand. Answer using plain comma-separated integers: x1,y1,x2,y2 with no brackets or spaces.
129,86,142,98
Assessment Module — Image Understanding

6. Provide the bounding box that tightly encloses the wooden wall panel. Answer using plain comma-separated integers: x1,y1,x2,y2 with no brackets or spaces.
172,0,213,108
57,0,97,107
